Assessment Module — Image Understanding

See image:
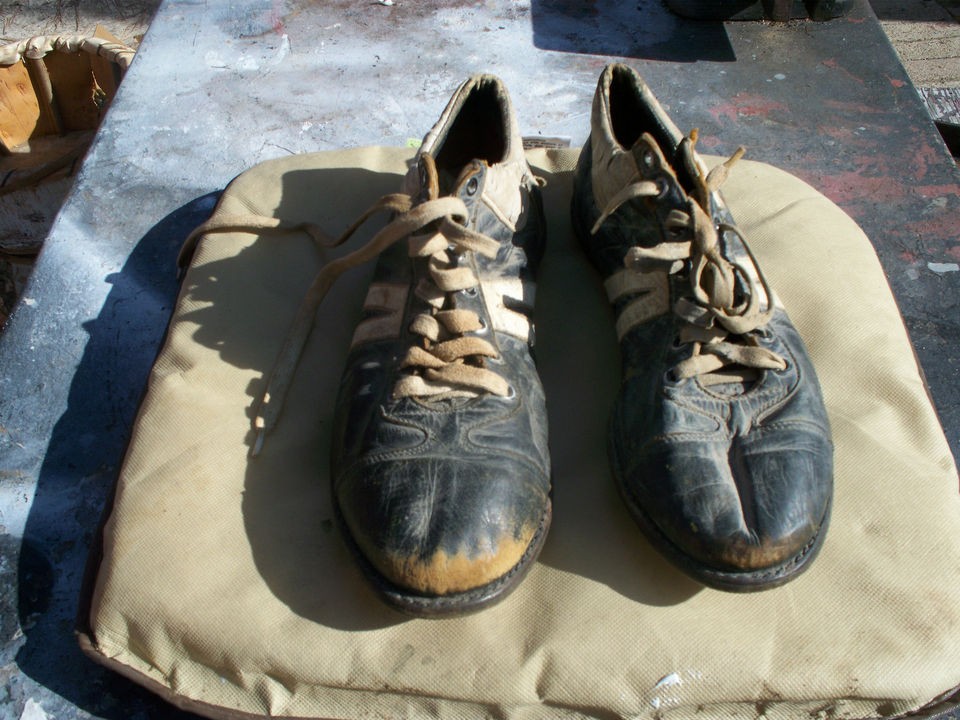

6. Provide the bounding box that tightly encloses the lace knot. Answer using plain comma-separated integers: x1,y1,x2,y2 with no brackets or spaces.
595,132,786,385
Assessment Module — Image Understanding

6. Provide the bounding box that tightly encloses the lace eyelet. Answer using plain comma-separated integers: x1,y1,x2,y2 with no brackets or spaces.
462,286,479,297
642,150,657,169
655,177,670,198
663,369,681,386
466,177,479,196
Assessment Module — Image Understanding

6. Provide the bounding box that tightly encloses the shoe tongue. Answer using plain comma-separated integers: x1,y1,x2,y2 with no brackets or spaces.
702,372,753,395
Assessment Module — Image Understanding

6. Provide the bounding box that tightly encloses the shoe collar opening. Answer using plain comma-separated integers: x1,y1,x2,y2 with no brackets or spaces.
409,75,530,230
421,75,522,187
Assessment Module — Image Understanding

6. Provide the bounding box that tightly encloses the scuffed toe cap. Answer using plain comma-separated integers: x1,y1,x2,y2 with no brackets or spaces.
373,532,540,597
336,455,551,597
618,428,831,589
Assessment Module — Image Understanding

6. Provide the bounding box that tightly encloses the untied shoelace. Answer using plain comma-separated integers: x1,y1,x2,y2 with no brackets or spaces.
179,154,510,456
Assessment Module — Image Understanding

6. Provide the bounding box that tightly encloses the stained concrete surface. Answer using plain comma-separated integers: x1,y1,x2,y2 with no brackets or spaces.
872,0,960,88
0,0,957,328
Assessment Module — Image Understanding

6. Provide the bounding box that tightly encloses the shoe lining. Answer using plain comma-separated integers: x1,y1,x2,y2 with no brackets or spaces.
434,80,507,194
608,66,698,193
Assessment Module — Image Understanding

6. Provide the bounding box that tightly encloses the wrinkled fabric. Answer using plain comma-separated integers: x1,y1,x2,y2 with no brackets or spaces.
81,146,960,720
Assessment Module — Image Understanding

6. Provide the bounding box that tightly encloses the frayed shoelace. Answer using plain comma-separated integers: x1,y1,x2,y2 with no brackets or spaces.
180,155,510,456
592,130,787,385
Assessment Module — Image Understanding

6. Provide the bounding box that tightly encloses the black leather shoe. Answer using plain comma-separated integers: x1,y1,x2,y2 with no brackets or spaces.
331,76,551,615
665,0,853,21
572,64,833,591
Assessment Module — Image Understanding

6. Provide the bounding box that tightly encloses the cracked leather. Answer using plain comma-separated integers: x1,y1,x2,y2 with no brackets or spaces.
331,160,551,613
572,88,833,590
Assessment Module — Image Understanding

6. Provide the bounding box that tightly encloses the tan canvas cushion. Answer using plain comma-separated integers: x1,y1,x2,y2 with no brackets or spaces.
79,147,960,720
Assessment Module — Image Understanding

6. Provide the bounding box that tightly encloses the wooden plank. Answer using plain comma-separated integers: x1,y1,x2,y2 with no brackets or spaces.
919,86,960,125
25,56,64,137
44,50,100,132
0,61,41,151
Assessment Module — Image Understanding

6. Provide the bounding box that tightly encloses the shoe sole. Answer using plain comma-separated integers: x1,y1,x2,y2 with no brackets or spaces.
608,432,832,592
333,494,553,617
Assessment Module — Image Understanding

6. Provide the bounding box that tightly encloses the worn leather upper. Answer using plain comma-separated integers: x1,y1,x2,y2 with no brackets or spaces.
331,76,551,613
573,64,833,590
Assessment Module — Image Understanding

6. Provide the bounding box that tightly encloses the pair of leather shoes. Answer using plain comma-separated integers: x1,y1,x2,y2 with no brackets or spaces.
327,66,833,615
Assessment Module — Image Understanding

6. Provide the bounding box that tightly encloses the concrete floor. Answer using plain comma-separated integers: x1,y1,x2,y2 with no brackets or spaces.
0,0,957,86
0,0,957,326
872,0,960,88
1,1,957,122
0,0,957,117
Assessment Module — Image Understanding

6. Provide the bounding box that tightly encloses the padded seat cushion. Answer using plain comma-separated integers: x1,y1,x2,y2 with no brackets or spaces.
78,147,960,720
